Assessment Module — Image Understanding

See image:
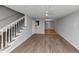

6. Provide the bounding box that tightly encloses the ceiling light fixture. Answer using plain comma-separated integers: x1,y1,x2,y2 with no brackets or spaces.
45,13,48,16
45,11,48,16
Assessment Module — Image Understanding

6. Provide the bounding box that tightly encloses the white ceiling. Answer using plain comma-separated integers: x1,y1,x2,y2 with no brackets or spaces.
5,5,79,19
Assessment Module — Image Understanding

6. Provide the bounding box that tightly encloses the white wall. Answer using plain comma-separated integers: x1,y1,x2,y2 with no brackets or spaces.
35,19,45,34
45,21,55,29
26,16,35,35
55,11,79,50
32,19,35,34
45,19,55,21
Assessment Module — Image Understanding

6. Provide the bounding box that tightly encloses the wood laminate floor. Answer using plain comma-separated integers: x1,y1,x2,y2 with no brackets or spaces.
11,34,79,53
45,29,57,34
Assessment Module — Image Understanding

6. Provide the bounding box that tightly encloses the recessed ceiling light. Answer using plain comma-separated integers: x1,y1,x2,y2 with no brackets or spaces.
45,11,48,16
46,13,48,16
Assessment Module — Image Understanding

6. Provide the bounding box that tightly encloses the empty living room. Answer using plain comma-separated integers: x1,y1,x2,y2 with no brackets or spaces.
1,0,79,59
0,5,79,53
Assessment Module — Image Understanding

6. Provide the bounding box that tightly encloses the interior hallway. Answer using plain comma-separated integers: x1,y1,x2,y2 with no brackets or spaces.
11,33,79,53
0,5,79,53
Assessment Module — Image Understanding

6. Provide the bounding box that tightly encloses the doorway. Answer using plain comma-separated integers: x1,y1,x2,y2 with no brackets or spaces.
45,21,56,34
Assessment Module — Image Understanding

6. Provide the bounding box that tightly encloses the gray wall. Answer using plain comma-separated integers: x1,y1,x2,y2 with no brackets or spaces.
0,6,24,29
0,6,18,20
55,11,79,50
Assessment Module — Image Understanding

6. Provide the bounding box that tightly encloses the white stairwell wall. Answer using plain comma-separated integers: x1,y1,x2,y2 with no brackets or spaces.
0,6,35,53
3,15,35,53
0,6,18,20
1,15,35,53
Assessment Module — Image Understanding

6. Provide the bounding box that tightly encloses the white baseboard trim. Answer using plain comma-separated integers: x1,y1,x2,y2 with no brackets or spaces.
55,30,79,51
